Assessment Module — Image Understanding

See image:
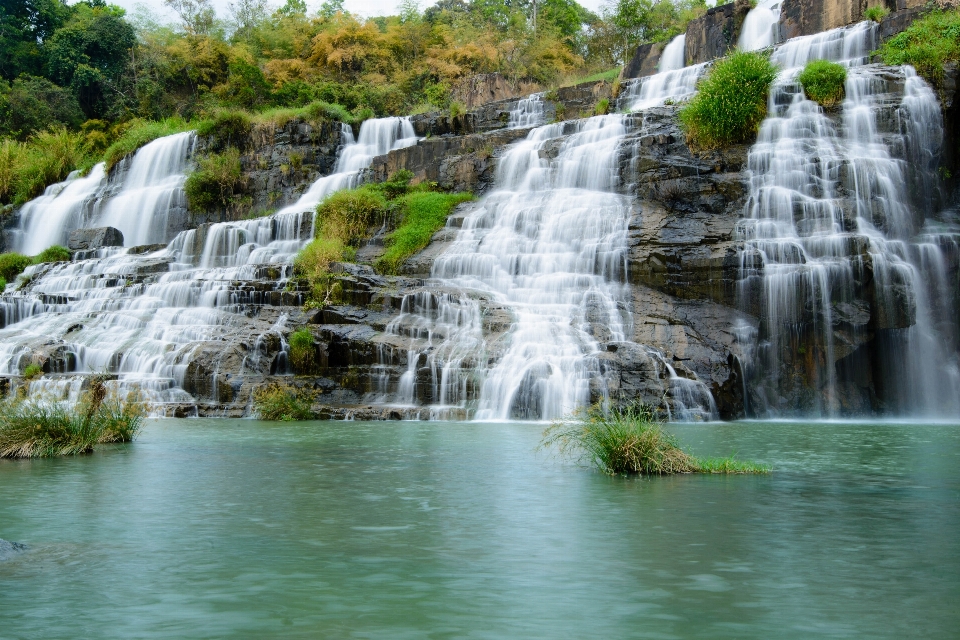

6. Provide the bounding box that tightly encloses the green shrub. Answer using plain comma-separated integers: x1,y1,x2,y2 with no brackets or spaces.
184,148,246,212
0,252,32,282
864,5,889,22
375,191,474,274
541,403,770,475
288,328,316,374
798,60,847,107
0,139,24,204
252,385,314,421
0,276,7,290
679,50,779,149
876,10,960,88
33,245,72,264
102,117,193,171
11,128,88,203
0,382,145,458
196,110,252,151
23,363,43,379
314,185,388,245
595,97,610,115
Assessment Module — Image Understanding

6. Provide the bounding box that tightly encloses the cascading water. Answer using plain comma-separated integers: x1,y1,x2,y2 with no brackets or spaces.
618,62,708,112
373,116,636,420
737,21,960,417
0,118,418,410
13,132,195,254
508,93,545,129
658,34,687,72
738,0,782,52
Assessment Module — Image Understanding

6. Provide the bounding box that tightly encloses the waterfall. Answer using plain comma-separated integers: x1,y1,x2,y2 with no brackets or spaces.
0,117,418,410
508,93,545,129
619,63,709,112
373,116,635,420
737,21,960,417
14,165,107,255
658,34,686,72
738,0,782,52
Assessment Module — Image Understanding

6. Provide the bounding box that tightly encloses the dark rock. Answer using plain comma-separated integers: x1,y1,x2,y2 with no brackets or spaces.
684,2,748,66
879,7,925,41
449,73,541,109
624,42,666,79
68,226,124,251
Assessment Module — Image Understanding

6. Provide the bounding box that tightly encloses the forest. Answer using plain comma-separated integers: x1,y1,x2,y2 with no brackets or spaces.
0,0,705,204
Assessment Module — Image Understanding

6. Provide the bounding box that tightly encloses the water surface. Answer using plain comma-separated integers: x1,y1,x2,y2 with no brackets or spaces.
1,419,958,638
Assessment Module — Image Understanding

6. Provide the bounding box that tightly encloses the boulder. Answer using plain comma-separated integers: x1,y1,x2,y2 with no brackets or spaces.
623,42,666,79
68,226,124,251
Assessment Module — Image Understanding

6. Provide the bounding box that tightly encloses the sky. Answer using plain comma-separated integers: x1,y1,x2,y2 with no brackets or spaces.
107,0,609,25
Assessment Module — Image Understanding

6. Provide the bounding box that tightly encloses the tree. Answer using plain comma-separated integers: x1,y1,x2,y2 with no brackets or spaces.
0,0,70,80
0,75,84,139
274,0,307,18
318,0,345,18
229,0,269,42
164,0,216,35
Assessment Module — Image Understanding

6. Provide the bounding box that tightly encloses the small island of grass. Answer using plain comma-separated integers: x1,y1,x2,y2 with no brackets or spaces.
542,404,769,475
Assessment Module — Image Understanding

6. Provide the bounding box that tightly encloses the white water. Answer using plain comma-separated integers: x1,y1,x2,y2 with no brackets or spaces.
0,118,418,409
619,63,708,112
738,22,960,417
508,93,545,129
738,0,781,52
658,34,686,72
14,132,195,254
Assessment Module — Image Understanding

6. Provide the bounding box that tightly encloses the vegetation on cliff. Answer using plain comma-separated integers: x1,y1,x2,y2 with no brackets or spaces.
252,384,315,420
294,170,472,304
0,378,145,458
679,50,778,150
876,9,960,89
542,404,769,475
798,59,846,107
0,245,73,287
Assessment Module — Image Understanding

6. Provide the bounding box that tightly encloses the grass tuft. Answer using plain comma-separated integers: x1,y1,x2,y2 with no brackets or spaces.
102,118,193,172
875,9,960,89
375,191,473,274
679,50,779,150
288,328,316,375
863,5,889,22
798,59,847,107
252,385,315,421
542,404,770,475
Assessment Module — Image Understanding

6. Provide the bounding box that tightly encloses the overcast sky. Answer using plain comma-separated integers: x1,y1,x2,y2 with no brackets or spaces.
108,0,609,25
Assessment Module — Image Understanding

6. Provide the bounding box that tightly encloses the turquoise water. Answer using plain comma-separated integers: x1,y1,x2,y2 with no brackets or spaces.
1,419,958,638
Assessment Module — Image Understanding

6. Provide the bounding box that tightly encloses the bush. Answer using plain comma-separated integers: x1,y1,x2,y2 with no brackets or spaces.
314,185,388,246
798,60,847,107
876,10,960,88
288,328,316,375
33,245,72,264
595,97,610,115
375,191,474,274
541,404,770,475
0,381,145,458
0,75,85,140
864,5,890,22
0,139,24,204
195,109,252,151
23,363,43,379
102,117,193,171
184,148,246,212
0,252,32,282
679,51,779,149
252,385,314,421
10,128,88,203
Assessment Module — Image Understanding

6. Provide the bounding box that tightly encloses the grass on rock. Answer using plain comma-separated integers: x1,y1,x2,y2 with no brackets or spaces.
288,328,317,375
679,50,779,150
876,9,960,89
0,378,145,459
542,404,770,475
798,60,847,107
253,385,315,421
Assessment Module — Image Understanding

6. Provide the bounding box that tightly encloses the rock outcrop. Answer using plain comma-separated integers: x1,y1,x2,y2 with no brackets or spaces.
684,2,750,66
623,42,666,80
68,226,124,251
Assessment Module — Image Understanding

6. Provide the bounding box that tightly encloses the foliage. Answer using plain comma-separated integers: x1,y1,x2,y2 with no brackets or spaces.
798,59,846,107
679,50,778,150
876,10,960,88
33,245,72,265
184,147,246,212
0,252,32,282
0,75,84,140
863,5,890,22
375,191,474,274
22,363,43,379
541,403,770,475
102,117,195,171
195,109,252,151
252,384,315,420
1,127,87,204
0,382,145,458
288,327,317,374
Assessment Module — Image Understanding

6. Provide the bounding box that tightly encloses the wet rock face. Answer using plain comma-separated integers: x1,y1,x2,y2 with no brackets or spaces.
68,227,124,251
624,42,666,80
449,73,541,110
684,2,748,66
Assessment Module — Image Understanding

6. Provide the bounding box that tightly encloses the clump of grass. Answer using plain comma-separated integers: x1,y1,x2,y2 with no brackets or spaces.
184,148,246,212
196,110,252,152
679,50,779,150
876,10,960,89
33,245,71,264
375,191,474,274
864,5,889,22
0,252,32,282
542,404,770,475
798,59,847,107
102,117,193,171
288,328,316,375
22,363,43,379
0,379,145,459
595,97,611,115
252,385,314,421
8,128,88,203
